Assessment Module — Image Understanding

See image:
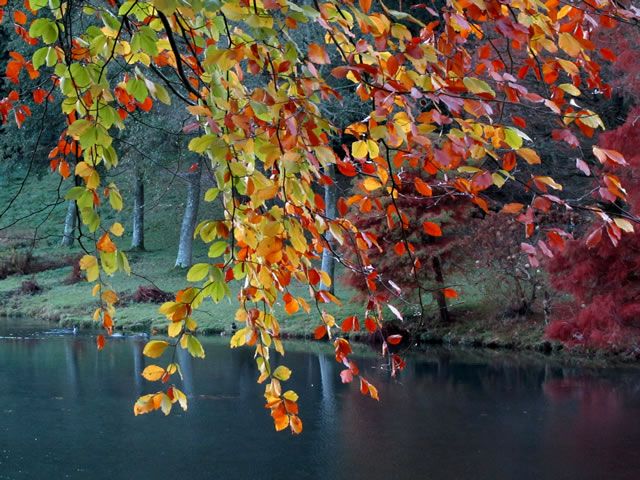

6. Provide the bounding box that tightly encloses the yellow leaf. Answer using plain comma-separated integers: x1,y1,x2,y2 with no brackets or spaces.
367,139,379,158
352,140,368,159
559,83,581,96
273,365,291,381
559,32,582,57
614,218,634,233
492,173,505,188
363,177,382,192
80,255,99,282
143,340,169,358
101,289,118,304
141,365,165,381
516,148,541,165
168,320,183,337
535,176,563,190
109,222,124,236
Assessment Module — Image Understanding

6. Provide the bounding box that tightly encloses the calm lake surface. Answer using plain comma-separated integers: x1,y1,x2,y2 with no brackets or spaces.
1,317,640,480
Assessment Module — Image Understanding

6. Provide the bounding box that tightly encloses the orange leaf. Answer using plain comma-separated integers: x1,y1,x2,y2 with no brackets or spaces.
290,415,303,434
387,334,402,345
13,10,27,24
394,241,405,255
314,325,326,339
443,288,457,298
308,44,330,64
414,177,432,196
97,233,116,253
423,221,442,236
502,203,524,213
359,0,372,14
96,335,105,351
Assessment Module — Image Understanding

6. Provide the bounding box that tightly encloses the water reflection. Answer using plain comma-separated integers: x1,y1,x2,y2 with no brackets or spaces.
1,318,640,480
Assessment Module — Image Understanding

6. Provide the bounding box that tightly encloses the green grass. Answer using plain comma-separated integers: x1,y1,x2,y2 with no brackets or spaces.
0,164,552,348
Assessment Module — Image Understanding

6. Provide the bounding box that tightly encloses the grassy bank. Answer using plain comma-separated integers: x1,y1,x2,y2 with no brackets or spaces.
1,164,562,353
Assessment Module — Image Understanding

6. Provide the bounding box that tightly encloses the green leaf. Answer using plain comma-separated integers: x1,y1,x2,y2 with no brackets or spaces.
463,77,496,97
273,365,291,381
503,127,523,149
204,188,219,202
69,64,90,89
188,135,216,153
208,241,227,258
117,250,131,275
65,186,86,201
32,47,48,70
100,251,118,275
187,335,205,358
187,263,210,281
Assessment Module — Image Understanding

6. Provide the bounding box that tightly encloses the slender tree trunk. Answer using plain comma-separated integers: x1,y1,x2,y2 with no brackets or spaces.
432,256,450,323
61,200,76,247
131,167,145,251
320,165,337,293
175,162,201,268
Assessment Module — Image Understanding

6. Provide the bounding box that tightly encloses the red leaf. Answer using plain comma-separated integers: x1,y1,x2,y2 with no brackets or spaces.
340,369,354,383
502,152,516,171
512,116,526,128
423,221,442,236
365,317,377,333
314,325,326,340
96,335,105,351
576,158,590,176
341,316,354,332
586,227,602,249
547,231,565,252
600,48,616,61
394,241,405,255
387,334,402,345
33,88,47,104
337,198,347,216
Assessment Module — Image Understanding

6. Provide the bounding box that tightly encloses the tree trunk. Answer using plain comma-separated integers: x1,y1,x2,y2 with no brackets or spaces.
131,167,145,251
175,162,201,268
320,165,337,293
61,200,76,247
432,256,450,323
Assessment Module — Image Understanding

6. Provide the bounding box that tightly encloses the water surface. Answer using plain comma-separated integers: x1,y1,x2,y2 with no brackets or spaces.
1,318,640,479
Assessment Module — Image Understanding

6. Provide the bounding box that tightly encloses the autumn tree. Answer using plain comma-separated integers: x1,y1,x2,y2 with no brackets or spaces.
1,0,639,433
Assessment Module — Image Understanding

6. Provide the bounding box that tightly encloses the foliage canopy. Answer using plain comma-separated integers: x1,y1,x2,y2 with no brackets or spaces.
1,0,639,432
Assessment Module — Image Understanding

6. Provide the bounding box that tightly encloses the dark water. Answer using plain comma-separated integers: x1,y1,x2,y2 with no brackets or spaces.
1,318,640,480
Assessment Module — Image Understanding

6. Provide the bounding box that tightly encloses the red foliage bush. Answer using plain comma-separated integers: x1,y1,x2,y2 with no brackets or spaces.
545,107,640,349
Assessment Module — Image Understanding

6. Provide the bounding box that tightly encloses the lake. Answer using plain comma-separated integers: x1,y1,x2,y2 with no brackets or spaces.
1,317,640,479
